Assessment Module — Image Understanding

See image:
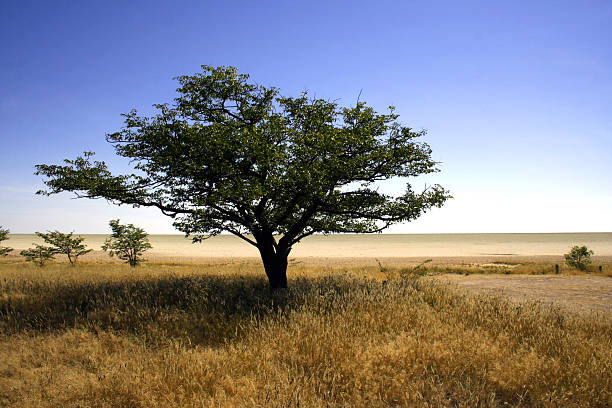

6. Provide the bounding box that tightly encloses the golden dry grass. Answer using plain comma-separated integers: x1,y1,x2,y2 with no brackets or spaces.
0,260,611,407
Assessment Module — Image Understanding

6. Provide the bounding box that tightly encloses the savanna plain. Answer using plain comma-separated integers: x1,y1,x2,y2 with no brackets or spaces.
1,234,611,407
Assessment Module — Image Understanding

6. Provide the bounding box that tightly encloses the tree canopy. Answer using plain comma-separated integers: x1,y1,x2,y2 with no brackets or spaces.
36,65,450,288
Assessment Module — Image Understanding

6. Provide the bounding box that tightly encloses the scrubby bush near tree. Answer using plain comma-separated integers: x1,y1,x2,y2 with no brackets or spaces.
20,244,56,266
102,219,152,267
0,226,12,256
36,230,91,265
565,245,594,270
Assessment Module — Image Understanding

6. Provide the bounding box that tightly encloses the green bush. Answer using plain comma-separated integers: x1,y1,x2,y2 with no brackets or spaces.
102,219,152,267
0,226,13,256
564,245,593,271
20,245,57,266
36,230,91,265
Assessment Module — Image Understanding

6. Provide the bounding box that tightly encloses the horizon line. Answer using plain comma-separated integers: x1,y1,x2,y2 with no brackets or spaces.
6,231,612,236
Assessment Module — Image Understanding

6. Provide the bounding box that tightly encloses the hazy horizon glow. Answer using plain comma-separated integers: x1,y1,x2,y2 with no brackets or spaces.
1,1,611,234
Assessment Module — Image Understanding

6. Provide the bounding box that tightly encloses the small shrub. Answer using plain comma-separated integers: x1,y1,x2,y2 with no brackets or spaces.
20,244,56,266
564,245,594,271
102,219,152,267
0,225,13,256
36,230,92,265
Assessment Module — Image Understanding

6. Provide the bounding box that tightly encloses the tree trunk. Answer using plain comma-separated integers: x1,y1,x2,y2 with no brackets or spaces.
263,255,288,289
256,235,289,290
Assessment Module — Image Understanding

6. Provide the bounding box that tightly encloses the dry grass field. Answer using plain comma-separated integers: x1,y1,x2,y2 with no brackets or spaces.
0,258,611,407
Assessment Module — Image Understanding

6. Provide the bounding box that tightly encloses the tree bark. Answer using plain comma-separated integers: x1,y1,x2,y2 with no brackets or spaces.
263,254,288,289
256,235,289,289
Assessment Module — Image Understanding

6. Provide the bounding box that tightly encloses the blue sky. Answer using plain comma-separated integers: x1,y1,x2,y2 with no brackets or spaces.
1,0,611,233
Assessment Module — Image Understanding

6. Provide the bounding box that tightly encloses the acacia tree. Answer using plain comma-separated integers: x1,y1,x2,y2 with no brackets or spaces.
36,66,450,288
102,219,152,267
0,226,13,256
36,230,92,265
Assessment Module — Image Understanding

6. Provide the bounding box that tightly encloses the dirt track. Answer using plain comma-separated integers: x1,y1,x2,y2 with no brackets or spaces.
441,274,612,314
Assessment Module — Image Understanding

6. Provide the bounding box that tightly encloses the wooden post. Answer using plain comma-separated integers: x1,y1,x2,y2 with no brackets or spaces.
555,264,559,274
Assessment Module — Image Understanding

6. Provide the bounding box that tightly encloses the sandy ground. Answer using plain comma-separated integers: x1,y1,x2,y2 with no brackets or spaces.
441,274,612,314
7,232,612,258
3,248,611,269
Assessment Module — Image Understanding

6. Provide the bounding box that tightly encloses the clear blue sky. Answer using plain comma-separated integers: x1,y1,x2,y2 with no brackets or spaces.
1,0,611,233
